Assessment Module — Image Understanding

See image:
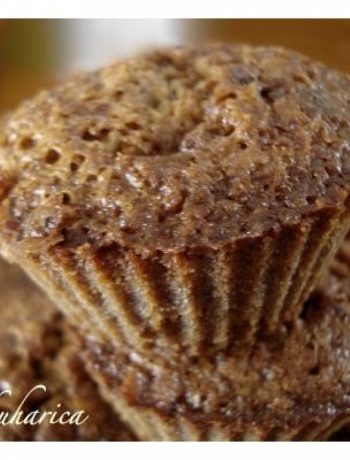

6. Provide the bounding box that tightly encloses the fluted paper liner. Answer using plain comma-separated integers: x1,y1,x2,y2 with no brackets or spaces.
1,206,350,358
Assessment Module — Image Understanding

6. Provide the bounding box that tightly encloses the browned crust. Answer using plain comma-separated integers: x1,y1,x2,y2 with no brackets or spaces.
1,45,350,254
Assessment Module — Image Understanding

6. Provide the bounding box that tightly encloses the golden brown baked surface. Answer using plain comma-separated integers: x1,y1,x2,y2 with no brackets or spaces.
1,45,350,254
0,257,136,441
82,241,350,440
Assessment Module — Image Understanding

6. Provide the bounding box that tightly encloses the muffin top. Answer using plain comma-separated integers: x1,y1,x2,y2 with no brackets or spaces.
0,257,135,441
84,241,350,440
1,44,350,254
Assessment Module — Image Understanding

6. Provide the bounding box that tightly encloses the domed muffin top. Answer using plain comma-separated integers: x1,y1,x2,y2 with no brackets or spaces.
1,44,350,254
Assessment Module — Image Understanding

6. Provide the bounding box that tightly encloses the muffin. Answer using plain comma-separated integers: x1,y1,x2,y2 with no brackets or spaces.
1,45,350,357
1,253,350,442
0,257,136,441
82,247,350,441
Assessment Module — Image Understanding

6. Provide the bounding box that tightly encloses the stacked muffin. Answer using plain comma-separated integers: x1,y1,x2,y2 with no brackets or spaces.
0,257,135,441
1,44,350,440
1,252,350,441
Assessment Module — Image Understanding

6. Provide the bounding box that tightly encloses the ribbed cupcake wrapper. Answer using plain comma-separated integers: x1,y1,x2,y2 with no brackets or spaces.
280,209,350,323
2,206,349,359
0,246,126,348
327,233,350,278
85,363,350,441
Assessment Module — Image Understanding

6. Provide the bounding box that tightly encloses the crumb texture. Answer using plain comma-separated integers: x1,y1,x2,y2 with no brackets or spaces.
1,45,350,253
